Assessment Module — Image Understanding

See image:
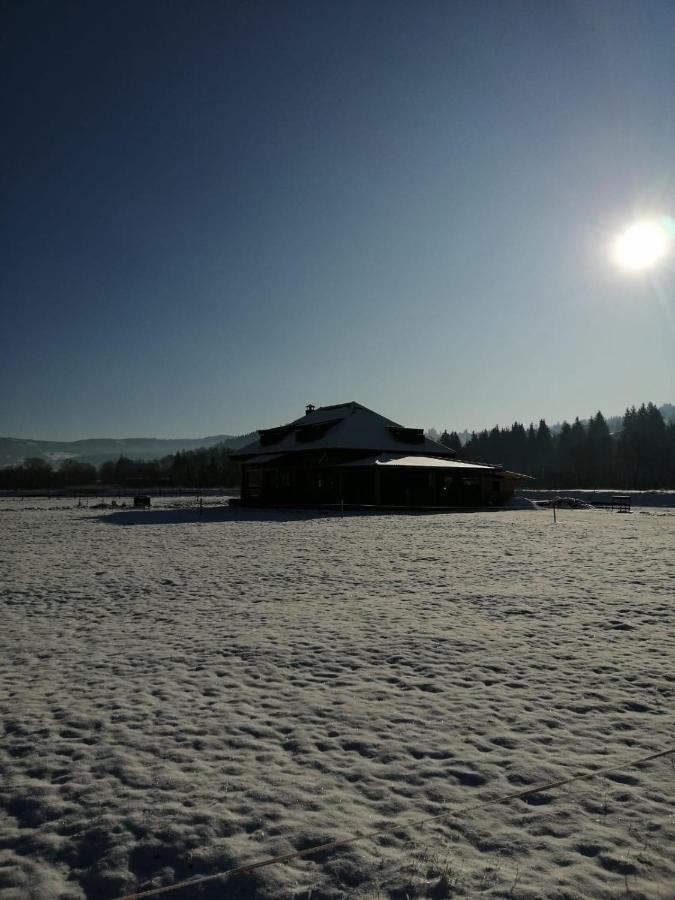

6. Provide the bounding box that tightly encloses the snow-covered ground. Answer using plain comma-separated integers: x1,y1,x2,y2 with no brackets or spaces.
1,498,673,899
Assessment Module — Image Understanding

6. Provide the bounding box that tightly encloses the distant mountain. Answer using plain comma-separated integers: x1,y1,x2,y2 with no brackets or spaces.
0,433,257,468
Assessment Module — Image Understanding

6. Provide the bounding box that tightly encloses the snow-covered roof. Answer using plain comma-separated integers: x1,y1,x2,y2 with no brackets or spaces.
339,454,498,470
232,402,456,459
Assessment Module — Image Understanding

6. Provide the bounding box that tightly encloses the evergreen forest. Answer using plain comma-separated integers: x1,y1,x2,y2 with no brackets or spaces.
440,403,674,488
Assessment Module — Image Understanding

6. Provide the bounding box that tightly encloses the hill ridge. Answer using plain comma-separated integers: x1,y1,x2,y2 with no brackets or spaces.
0,433,257,468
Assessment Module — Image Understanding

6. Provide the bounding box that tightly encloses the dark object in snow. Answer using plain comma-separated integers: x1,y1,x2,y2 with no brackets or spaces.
556,497,593,509
538,497,594,510
133,495,151,508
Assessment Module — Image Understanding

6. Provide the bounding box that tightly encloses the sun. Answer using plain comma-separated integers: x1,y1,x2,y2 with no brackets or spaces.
612,220,670,271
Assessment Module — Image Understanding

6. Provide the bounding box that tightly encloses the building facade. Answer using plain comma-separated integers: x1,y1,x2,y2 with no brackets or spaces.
232,402,525,508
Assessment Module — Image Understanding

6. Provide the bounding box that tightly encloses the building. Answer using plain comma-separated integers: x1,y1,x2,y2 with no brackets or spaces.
231,402,525,508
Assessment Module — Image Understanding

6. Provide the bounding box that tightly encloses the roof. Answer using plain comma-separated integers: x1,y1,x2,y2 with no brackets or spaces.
339,454,499,470
231,402,456,460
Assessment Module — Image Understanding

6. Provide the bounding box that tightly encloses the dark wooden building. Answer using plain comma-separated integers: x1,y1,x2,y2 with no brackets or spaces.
232,402,525,509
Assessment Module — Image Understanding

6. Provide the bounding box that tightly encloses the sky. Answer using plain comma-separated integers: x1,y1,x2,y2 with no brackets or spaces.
2,0,675,440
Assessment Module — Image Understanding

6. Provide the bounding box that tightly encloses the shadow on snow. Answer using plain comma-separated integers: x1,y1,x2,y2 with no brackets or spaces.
97,505,375,525
96,503,526,526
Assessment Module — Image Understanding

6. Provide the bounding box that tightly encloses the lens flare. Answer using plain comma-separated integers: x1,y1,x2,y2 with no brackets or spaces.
613,220,670,271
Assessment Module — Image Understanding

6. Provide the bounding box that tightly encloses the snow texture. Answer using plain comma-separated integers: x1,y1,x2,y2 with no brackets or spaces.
1,497,674,899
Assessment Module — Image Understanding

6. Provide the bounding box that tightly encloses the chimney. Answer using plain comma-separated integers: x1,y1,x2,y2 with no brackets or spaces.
305,403,316,415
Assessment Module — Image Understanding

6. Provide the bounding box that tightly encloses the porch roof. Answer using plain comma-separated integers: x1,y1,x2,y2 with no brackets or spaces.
338,454,498,471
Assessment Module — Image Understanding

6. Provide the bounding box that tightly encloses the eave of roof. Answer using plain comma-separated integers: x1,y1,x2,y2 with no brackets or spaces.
240,453,284,465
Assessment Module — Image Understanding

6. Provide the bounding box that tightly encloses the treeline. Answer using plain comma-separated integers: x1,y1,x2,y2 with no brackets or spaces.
0,444,241,491
2,402,673,491
439,403,675,488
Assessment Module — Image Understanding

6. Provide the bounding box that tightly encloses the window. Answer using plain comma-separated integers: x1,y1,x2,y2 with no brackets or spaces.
259,425,294,446
295,419,340,442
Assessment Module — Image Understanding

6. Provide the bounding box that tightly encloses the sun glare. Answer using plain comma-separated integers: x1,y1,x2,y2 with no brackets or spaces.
612,219,671,271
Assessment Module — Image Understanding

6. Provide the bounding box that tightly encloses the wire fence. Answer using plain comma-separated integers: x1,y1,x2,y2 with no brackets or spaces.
115,744,674,900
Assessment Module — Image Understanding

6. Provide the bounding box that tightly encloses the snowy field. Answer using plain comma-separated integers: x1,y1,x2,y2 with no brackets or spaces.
1,497,674,899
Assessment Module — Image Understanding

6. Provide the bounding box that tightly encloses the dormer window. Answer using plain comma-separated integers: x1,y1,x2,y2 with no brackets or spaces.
259,424,294,446
295,419,340,443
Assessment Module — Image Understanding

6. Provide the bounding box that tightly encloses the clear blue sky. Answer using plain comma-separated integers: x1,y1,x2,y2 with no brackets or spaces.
2,0,674,439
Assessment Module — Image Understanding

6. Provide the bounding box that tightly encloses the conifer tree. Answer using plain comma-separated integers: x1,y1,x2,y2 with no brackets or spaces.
586,411,612,486
440,430,463,455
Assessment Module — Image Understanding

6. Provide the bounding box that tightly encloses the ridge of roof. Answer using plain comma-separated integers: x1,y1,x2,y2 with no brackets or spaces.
287,401,387,426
